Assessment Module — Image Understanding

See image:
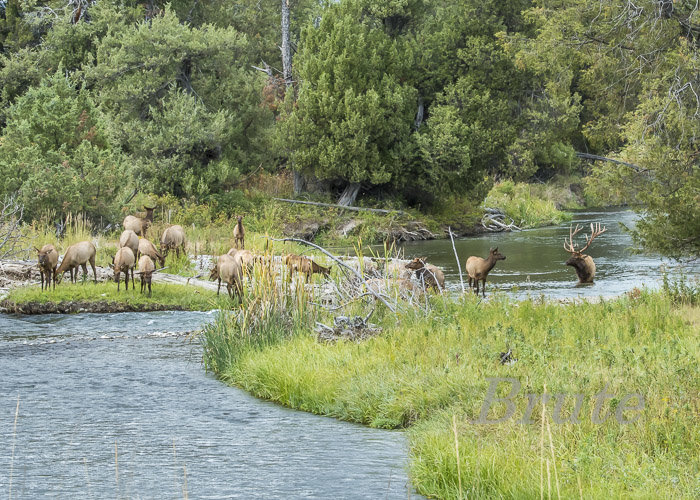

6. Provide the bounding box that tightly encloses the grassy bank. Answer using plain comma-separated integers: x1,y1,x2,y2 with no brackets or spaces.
202,291,698,499
482,180,576,228
3,282,229,312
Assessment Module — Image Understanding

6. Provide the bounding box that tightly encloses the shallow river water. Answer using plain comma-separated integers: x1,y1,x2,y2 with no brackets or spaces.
0,311,417,498
356,209,697,300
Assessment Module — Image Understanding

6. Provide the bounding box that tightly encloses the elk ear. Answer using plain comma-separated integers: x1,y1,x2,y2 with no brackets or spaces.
34,247,41,253
494,247,498,251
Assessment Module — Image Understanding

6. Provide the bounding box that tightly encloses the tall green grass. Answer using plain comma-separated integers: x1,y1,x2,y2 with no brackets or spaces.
209,290,697,498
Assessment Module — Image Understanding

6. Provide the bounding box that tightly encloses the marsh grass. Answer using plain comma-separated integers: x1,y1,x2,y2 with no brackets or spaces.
6,281,230,310
210,290,698,499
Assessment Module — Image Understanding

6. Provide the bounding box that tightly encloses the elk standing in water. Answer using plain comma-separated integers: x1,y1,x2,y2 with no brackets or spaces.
35,244,58,291
233,215,245,249
465,247,506,297
564,223,607,283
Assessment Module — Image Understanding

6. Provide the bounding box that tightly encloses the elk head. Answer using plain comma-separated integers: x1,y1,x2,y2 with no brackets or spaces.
564,223,606,283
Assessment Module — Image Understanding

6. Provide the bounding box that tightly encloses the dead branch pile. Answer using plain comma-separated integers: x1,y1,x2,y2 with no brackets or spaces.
481,208,521,232
316,315,381,343
0,197,27,259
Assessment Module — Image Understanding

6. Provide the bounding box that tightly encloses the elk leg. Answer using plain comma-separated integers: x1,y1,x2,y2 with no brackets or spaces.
117,273,121,291
81,263,88,283
90,257,97,284
217,278,221,295
148,281,152,297
131,268,135,289
482,279,486,298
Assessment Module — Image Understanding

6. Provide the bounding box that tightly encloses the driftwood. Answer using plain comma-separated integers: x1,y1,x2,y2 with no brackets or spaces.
481,208,522,232
448,227,466,293
273,198,406,216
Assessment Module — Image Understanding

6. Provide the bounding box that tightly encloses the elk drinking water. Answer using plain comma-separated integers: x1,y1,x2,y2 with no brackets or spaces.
465,247,506,297
564,222,607,283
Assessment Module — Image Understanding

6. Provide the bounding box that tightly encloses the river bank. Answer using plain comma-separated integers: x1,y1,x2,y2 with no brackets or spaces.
202,289,699,499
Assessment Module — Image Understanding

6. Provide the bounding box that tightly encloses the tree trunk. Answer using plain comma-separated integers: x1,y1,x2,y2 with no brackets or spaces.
281,0,293,88
293,171,306,194
337,183,361,207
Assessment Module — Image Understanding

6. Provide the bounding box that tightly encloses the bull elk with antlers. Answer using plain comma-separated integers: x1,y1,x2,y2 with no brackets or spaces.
564,223,607,283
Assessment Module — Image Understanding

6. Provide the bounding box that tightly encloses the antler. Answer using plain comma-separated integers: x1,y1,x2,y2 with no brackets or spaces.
578,222,607,253
563,224,584,253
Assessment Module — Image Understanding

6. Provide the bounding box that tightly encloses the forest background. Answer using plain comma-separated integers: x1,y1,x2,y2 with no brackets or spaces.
0,0,697,258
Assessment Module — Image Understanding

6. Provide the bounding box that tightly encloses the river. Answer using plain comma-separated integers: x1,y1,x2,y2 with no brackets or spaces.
388,209,697,299
0,311,417,498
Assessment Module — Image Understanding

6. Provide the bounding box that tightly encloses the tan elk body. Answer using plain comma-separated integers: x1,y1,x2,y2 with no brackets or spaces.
285,254,331,282
35,244,58,291
465,247,506,297
113,247,135,291
118,230,139,257
405,257,445,291
209,254,243,298
138,238,165,267
137,255,155,296
56,241,97,284
161,225,186,257
227,248,256,273
123,206,155,238
233,215,245,249
564,223,607,283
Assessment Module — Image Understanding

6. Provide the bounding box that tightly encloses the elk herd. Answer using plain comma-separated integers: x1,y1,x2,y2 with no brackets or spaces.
33,206,608,300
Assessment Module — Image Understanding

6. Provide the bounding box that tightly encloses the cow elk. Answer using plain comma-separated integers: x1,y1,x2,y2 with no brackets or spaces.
465,247,506,297
564,223,607,283
405,257,445,291
123,206,155,238
56,241,97,284
233,215,245,249
138,237,165,267
137,255,155,296
113,247,135,291
118,229,139,257
161,224,186,258
285,254,332,282
209,254,243,299
35,244,58,291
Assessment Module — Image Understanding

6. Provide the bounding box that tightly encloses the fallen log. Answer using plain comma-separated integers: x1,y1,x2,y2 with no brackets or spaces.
272,198,406,216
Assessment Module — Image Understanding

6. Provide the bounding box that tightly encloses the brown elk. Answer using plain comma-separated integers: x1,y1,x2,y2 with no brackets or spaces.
285,254,332,282
465,247,506,297
118,229,139,257
227,248,256,274
233,215,245,249
137,255,155,296
138,238,165,267
405,257,445,291
56,241,97,284
35,244,58,291
209,254,243,298
123,206,155,238
113,247,135,291
564,223,607,283
160,225,186,258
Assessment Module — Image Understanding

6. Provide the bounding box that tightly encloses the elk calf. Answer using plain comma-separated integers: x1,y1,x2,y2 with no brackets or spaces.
35,244,58,291
405,257,445,291
209,254,243,298
160,225,186,258
233,215,245,249
56,241,97,284
564,223,606,283
138,255,155,296
113,247,135,291
465,247,506,297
